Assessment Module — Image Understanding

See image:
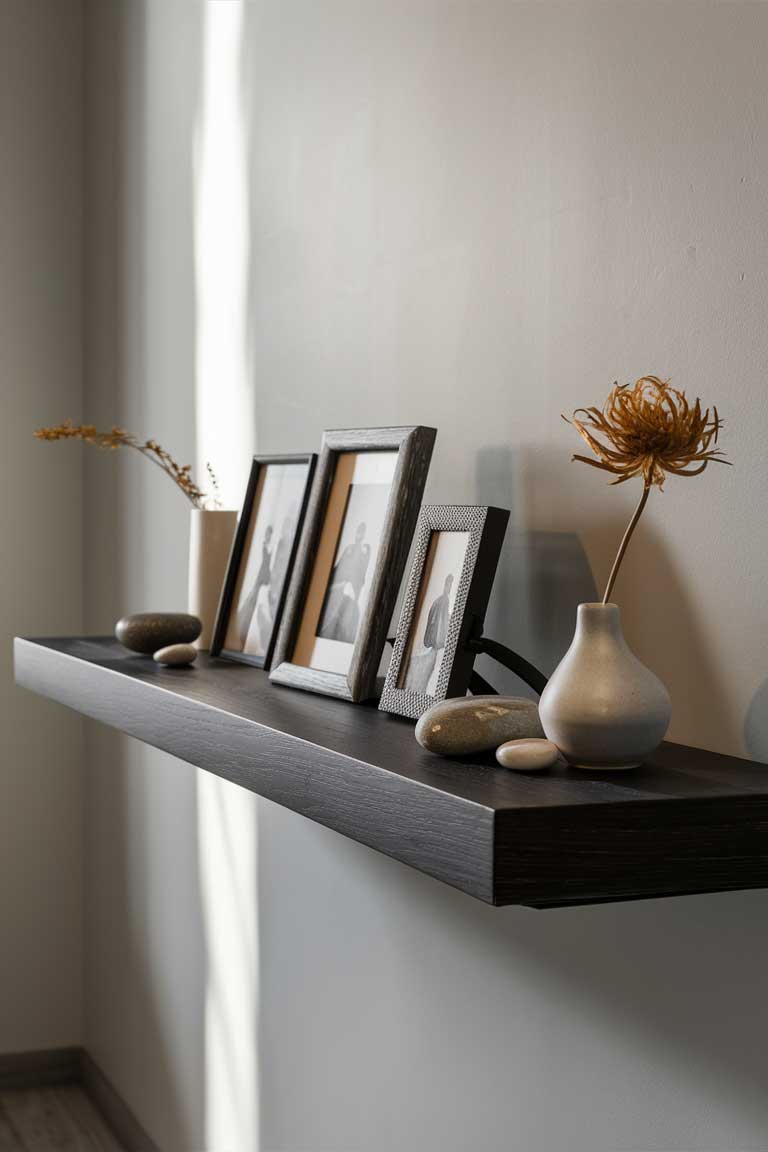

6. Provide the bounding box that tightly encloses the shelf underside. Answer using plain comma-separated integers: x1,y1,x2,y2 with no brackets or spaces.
14,636,768,908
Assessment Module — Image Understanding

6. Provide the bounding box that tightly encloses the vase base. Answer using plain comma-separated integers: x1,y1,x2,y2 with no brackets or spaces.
570,761,641,771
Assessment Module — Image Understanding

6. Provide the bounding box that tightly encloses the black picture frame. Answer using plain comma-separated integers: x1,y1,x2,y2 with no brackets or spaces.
211,453,317,671
378,505,510,720
269,426,437,702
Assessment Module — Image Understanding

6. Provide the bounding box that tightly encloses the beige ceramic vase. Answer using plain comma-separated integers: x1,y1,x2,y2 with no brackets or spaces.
188,508,237,650
539,602,671,769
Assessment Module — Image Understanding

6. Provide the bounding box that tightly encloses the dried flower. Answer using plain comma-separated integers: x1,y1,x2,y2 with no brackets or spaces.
566,376,727,488
564,377,730,602
34,421,219,509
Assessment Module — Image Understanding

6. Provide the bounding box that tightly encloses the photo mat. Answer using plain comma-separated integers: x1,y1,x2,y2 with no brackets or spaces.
291,451,397,676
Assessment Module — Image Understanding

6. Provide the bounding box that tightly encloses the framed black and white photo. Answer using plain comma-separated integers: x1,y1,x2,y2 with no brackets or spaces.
379,505,510,720
211,454,317,670
269,426,436,702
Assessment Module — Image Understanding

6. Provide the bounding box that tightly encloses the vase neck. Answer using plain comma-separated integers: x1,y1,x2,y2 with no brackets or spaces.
574,602,624,643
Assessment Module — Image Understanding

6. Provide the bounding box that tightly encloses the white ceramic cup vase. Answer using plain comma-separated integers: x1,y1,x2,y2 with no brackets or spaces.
539,602,671,769
188,508,237,650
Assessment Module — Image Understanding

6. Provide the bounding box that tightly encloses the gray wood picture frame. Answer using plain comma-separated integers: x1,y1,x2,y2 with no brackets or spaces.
269,426,437,703
210,453,317,671
379,505,510,720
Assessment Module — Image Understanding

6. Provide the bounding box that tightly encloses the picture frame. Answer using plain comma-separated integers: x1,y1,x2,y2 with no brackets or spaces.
211,453,317,670
269,426,437,702
378,505,510,720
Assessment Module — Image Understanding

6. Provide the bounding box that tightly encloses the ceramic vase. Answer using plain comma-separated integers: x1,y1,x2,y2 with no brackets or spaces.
539,602,671,769
188,508,237,650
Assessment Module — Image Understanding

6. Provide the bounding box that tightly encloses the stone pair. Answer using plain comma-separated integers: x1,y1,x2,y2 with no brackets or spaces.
115,612,200,667
414,695,560,772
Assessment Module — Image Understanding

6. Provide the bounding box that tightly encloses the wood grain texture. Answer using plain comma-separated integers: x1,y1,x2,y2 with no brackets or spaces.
16,637,494,902
0,1086,124,1152
80,1055,160,1152
15,636,768,907
0,1049,157,1152
270,425,436,702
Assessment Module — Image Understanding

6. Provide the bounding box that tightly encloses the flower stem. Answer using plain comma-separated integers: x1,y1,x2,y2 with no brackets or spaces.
602,483,650,604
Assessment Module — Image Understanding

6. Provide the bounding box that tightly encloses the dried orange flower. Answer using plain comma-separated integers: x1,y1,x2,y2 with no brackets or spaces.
35,420,218,510
564,377,730,602
567,376,727,488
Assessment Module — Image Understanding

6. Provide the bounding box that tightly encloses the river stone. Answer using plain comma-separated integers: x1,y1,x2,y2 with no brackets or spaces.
115,612,202,655
496,738,560,772
153,643,197,668
415,695,544,757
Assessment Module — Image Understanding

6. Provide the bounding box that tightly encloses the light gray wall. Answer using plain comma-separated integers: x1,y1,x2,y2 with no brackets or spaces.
0,0,84,1051
83,2,768,1150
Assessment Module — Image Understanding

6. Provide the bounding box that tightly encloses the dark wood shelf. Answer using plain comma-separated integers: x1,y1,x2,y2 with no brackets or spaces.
14,636,768,908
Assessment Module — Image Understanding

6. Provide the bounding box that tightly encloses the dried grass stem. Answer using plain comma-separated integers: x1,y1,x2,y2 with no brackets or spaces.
34,421,218,509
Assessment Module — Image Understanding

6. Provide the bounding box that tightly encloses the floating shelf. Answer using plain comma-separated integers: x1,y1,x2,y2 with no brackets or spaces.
14,636,768,908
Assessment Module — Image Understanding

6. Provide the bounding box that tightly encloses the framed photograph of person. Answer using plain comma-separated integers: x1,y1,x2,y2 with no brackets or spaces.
211,454,317,670
378,505,510,720
269,426,437,702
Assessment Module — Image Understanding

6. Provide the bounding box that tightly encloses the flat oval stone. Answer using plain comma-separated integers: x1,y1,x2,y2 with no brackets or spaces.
415,695,544,757
153,643,197,668
496,738,560,772
115,612,202,655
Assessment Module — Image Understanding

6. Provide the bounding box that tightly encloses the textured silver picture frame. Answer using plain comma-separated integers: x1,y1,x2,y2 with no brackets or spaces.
379,505,510,720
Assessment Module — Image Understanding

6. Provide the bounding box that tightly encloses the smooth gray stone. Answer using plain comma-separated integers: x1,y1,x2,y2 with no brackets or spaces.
153,643,197,667
495,738,560,772
115,612,201,655
415,695,544,757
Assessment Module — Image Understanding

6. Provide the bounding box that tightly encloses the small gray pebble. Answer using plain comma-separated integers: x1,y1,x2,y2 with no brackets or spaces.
153,643,197,668
495,738,560,772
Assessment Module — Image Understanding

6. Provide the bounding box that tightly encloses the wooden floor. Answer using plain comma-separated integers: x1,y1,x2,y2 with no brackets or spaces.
0,1085,124,1151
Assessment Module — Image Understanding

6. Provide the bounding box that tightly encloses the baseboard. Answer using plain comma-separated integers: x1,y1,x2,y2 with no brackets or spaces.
0,1045,161,1152
0,1046,81,1090
80,1051,162,1152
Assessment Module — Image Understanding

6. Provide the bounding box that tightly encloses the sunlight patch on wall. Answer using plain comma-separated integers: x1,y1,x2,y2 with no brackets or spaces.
194,4,259,1149
194,0,254,507
198,771,259,1152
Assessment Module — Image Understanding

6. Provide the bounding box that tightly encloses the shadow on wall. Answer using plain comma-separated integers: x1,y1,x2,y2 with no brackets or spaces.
88,3,263,1148
256,795,768,1151
85,728,204,1152
496,887,768,1125
474,444,598,696
531,889,767,1121
84,1,207,1149
620,519,740,754
744,682,768,763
